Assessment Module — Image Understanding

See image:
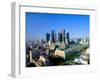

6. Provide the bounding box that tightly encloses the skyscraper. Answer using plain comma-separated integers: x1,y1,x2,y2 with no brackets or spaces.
66,32,70,44
61,29,65,43
51,30,56,43
46,33,50,43
58,32,61,42
58,29,66,49
58,32,62,43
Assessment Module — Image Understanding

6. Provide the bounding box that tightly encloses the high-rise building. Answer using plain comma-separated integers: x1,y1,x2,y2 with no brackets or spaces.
60,32,62,43
66,32,70,44
46,33,50,43
58,32,60,42
61,29,65,43
58,32,61,43
51,30,56,43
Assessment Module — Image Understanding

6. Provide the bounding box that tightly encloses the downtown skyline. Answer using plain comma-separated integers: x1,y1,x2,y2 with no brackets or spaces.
26,12,90,41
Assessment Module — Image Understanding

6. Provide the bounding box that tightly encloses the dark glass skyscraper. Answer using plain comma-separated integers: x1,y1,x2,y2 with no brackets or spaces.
66,32,70,44
51,30,56,43
46,33,50,43
58,32,60,42
58,32,62,43
61,29,65,43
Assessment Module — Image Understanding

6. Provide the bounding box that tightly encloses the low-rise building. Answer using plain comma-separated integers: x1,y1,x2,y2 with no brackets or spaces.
54,49,65,59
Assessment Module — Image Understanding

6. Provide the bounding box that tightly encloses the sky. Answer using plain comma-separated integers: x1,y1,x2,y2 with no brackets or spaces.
26,12,89,41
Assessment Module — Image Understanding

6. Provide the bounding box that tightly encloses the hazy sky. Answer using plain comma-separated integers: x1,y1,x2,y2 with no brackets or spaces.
26,12,89,41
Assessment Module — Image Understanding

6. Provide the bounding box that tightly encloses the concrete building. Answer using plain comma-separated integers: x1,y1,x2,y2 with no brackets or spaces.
54,49,66,59
59,43,65,49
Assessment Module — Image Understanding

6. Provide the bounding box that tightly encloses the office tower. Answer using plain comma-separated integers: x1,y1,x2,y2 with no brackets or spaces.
66,32,70,44
58,32,63,43
58,32,60,42
59,32,62,43
46,33,50,43
51,30,56,43
61,29,65,43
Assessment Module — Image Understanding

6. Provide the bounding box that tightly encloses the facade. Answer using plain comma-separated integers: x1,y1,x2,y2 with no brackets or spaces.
58,32,62,43
51,30,56,43
61,29,65,44
54,49,66,59
46,33,50,43
66,32,70,44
